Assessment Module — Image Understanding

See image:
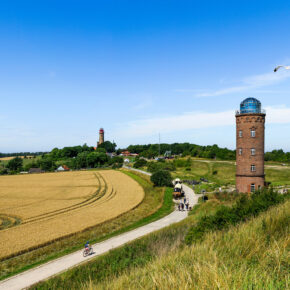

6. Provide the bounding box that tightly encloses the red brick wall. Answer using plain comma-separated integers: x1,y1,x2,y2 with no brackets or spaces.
236,113,265,193
236,176,265,193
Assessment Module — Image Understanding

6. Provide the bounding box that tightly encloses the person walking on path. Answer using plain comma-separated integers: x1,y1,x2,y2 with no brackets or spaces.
185,203,189,211
184,197,187,204
181,203,184,211
178,204,180,211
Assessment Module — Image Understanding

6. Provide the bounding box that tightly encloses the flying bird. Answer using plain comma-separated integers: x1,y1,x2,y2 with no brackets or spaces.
274,65,290,72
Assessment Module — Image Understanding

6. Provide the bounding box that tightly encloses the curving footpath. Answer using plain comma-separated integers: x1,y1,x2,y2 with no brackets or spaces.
0,169,198,290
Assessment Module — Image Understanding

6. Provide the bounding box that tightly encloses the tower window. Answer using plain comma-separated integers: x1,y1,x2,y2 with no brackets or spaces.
251,148,256,156
251,164,256,172
251,184,255,192
239,130,243,137
251,129,256,137
239,148,242,155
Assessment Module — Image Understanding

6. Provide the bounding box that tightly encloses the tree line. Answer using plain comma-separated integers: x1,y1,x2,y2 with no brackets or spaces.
127,143,290,162
264,149,290,163
0,152,45,158
1,141,289,176
0,141,121,175
127,143,236,160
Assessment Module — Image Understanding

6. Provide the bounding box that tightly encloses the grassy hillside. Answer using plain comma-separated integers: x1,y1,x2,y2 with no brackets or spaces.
136,157,290,189
85,199,289,290
173,158,290,185
31,191,288,290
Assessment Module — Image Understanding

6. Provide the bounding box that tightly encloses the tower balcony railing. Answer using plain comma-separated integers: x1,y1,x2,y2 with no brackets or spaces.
235,109,266,116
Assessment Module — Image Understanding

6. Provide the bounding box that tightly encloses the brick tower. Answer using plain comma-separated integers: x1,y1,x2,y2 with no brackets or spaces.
236,98,266,193
97,128,104,147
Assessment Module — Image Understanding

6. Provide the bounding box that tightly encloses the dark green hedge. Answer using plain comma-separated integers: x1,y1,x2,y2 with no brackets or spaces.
133,158,147,168
150,170,173,187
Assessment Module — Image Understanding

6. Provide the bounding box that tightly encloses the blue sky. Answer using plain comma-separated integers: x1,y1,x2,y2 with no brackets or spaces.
1,0,290,152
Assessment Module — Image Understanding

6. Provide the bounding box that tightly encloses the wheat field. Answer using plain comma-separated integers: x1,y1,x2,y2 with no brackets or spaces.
0,170,144,259
0,156,34,161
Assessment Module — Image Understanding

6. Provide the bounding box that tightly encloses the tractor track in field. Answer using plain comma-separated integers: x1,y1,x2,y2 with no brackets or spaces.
0,172,117,229
0,214,21,230
21,173,106,225
21,173,112,225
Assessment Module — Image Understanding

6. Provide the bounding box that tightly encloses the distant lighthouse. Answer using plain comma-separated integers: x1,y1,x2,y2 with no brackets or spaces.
236,98,266,193
97,128,104,147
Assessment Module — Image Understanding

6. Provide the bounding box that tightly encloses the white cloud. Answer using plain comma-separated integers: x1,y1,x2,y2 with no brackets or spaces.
114,106,290,138
245,71,290,86
195,70,290,97
265,106,290,124
196,86,247,97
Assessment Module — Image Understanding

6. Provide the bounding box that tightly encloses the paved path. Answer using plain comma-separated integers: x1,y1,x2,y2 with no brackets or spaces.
122,165,152,176
0,170,198,290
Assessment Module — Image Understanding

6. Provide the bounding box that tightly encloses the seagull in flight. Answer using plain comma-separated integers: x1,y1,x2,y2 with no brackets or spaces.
274,65,290,72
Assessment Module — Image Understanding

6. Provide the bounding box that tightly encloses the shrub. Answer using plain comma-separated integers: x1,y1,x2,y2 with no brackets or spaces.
112,164,122,169
0,168,8,175
185,188,287,245
150,170,172,187
162,162,176,171
186,167,191,171
147,162,158,172
109,156,124,167
147,161,175,173
7,157,23,172
214,191,241,202
133,158,147,168
212,170,218,175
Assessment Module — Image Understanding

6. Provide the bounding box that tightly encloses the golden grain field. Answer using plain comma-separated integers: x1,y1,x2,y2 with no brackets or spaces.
0,170,144,259
0,156,34,161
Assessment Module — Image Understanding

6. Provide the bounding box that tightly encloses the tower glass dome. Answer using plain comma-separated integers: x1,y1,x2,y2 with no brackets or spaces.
240,98,261,114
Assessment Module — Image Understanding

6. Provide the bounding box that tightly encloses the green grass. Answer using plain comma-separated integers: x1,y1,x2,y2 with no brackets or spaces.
172,160,210,180
167,159,236,186
31,195,221,290
0,170,173,281
265,167,290,186
210,162,236,183
170,158,290,187
32,190,289,290
95,199,289,290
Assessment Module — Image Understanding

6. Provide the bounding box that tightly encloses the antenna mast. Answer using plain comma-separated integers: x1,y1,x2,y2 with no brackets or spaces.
158,133,161,156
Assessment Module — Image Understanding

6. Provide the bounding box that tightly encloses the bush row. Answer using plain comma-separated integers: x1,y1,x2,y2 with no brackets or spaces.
147,161,176,172
185,189,288,244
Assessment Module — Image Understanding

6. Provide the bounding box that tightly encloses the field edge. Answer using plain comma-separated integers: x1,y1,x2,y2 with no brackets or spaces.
0,169,173,281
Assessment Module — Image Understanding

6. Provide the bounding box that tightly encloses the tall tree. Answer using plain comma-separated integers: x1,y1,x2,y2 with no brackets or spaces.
7,157,23,171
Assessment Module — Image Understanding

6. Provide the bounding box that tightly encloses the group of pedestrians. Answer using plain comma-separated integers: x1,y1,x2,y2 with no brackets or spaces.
177,197,191,211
